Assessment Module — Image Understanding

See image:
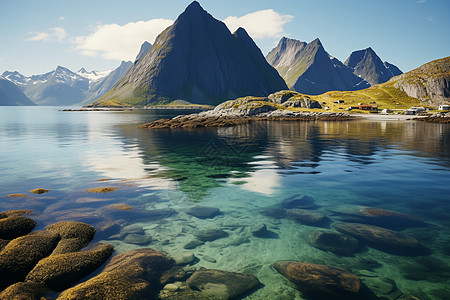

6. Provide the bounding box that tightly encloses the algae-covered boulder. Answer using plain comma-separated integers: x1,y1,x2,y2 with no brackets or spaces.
309,230,361,256
0,239,9,251
46,221,95,244
2,209,33,217
30,188,50,194
0,230,60,289
273,261,361,298
25,243,114,291
57,248,174,299
286,209,327,226
0,212,6,219
186,269,260,299
0,282,48,299
51,238,90,255
0,216,37,239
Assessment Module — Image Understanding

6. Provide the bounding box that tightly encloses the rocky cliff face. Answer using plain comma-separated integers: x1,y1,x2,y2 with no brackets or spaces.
266,37,369,95
90,1,287,106
0,76,36,106
345,47,402,85
390,56,449,105
134,41,152,62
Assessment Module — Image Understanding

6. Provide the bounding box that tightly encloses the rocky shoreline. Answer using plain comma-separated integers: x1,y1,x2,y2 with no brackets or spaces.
414,113,450,123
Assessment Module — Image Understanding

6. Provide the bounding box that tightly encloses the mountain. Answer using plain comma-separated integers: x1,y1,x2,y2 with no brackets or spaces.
0,76,36,106
89,1,287,107
344,47,403,85
82,61,133,104
390,56,449,105
266,37,369,95
135,41,152,62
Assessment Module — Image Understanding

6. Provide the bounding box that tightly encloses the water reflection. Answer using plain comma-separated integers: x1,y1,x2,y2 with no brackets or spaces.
116,120,450,200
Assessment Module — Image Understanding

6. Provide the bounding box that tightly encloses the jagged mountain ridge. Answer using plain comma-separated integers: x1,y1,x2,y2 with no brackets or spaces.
90,1,287,106
266,37,369,95
344,47,403,85
135,41,152,62
0,76,36,106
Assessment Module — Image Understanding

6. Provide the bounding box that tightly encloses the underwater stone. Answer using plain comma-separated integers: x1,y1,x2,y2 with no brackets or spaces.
0,216,37,239
174,252,195,265
333,222,420,254
228,236,250,246
25,243,114,291
186,206,220,219
273,261,361,297
286,209,327,226
281,194,316,209
309,230,360,255
194,228,228,242
362,277,396,295
123,233,152,245
57,248,174,300
183,239,204,249
186,269,260,299
202,255,217,263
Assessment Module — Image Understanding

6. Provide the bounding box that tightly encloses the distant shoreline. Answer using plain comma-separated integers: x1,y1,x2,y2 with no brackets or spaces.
61,105,213,112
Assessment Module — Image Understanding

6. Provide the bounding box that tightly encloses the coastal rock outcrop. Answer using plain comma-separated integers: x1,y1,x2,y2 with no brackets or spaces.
0,215,37,239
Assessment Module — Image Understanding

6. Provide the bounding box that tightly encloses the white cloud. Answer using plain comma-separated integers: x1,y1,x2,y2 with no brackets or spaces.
27,27,66,42
73,19,173,61
224,9,293,39
59,16,65,21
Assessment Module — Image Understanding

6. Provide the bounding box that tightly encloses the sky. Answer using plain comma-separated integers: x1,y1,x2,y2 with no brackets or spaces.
0,0,448,76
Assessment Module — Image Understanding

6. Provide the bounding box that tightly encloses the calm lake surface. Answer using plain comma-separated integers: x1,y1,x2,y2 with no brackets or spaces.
1,106,450,299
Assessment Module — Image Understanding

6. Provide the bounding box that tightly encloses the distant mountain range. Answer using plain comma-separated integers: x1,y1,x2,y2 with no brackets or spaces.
89,1,287,107
0,76,35,106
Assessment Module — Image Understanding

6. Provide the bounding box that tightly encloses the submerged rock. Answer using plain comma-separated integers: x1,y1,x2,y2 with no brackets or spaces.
57,248,174,299
333,222,422,254
173,252,195,265
123,233,152,245
186,206,220,219
309,230,361,255
46,221,96,244
273,261,361,298
25,243,114,291
0,230,61,289
194,228,228,242
0,282,48,300
85,187,118,193
30,188,50,194
286,209,327,226
0,216,37,239
251,224,278,238
282,194,317,209
184,239,204,249
186,269,260,299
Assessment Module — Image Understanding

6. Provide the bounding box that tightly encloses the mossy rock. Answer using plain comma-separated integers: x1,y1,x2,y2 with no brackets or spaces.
0,239,9,251
25,243,114,291
2,209,33,217
46,221,96,244
6,193,28,198
0,212,6,219
57,248,174,300
0,230,61,289
0,281,48,300
30,188,50,194
0,216,37,239
51,238,90,255
85,187,118,193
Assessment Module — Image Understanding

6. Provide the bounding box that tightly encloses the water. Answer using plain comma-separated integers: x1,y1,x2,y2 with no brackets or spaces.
1,106,450,299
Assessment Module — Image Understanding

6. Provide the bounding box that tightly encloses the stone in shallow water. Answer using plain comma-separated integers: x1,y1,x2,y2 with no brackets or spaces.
30,188,50,194
286,209,327,226
281,194,316,209
123,233,152,245
0,230,61,290
362,276,396,296
194,228,228,242
333,222,422,254
186,269,260,299
0,216,37,239
173,252,195,265
187,206,220,219
309,230,361,256
251,224,278,238
184,239,204,249
273,261,361,298
25,243,114,291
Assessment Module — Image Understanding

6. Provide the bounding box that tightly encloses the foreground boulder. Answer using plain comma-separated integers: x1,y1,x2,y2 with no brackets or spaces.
25,243,114,291
186,269,260,299
57,248,174,299
273,261,361,298
333,222,421,254
0,216,37,239
46,221,96,244
0,230,60,289
0,282,48,299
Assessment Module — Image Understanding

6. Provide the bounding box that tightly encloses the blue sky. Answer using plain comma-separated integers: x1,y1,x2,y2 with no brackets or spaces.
0,0,448,76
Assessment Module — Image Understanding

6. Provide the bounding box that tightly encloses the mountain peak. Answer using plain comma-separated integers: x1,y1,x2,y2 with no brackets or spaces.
183,1,205,15
78,67,88,73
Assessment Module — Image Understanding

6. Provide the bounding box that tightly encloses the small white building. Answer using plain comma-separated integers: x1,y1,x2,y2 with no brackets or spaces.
438,105,450,110
405,107,426,115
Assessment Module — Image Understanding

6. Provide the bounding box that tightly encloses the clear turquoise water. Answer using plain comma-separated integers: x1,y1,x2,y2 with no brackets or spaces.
1,106,450,299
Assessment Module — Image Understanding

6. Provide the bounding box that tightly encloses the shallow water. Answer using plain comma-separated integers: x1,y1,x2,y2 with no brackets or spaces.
1,106,450,299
